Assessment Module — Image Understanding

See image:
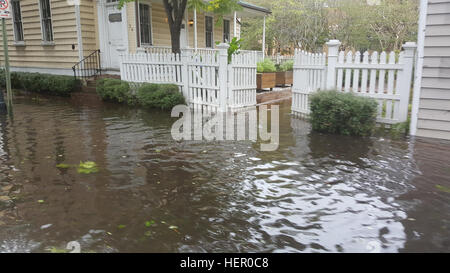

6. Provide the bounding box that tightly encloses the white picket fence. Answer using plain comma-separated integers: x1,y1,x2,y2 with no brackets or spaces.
119,44,257,111
269,54,295,65
292,40,416,124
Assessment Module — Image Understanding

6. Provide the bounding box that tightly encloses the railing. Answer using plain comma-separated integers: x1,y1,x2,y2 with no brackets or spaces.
72,49,101,80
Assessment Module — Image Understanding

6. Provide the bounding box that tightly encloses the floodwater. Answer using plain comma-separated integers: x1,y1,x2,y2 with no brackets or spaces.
0,94,449,253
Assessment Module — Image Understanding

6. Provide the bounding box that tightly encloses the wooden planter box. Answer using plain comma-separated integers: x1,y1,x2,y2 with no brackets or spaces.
257,73,276,90
276,71,293,87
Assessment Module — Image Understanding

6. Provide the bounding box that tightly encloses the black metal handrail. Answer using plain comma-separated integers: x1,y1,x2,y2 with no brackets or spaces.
72,49,101,80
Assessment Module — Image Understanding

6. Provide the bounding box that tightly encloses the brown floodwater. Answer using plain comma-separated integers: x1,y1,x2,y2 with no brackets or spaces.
0,94,449,253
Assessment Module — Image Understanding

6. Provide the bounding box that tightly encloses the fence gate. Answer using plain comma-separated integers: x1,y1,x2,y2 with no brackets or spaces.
292,40,416,124
291,50,326,117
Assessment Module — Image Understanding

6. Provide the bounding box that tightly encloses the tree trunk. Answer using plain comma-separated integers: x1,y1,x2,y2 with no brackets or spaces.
170,25,182,54
162,0,188,54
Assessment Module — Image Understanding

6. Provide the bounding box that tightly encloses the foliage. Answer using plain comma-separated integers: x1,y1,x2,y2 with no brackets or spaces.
0,70,79,96
242,0,418,53
217,37,242,63
257,59,276,73
278,60,294,72
309,90,378,136
96,78,132,103
136,83,185,110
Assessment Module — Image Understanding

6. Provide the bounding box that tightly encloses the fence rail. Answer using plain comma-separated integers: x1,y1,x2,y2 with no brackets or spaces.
292,40,416,124
119,45,258,111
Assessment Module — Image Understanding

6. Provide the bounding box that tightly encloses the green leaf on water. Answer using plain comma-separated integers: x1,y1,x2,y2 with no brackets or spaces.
117,224,126,229
56,163,71,169
144,231,152,237
77,161,98,174
155,149,161,153
145,220,155,227
38,200,45,203
48,247,68,253
168,225,178,230
436,184,450,193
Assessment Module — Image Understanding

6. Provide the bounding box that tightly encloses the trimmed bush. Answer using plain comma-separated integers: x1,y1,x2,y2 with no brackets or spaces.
257,59,276,73
309,90,378,136
0,70,79,96
96,78,131,103
137,83,185,110
278,60,294,72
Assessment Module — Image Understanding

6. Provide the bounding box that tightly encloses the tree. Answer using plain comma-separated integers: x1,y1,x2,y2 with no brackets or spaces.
119,0,242,53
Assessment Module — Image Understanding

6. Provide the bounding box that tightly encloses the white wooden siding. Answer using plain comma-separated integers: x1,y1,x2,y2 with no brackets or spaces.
417,0,450,140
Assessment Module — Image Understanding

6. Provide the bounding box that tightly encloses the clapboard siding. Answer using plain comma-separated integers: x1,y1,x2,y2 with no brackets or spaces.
126,1,241,51
81,0,98,56
0,0,79,69
417,0,450,140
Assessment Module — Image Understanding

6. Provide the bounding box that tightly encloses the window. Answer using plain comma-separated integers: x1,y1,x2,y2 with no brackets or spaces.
205,16,213,48
139,3,152,45
223,19,230,43
11,0,24,42
39,0,53,42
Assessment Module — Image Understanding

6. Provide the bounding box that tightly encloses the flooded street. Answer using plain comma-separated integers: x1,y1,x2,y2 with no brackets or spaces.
0,95,449,253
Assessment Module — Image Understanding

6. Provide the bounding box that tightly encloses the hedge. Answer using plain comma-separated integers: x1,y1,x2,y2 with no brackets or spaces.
96,79,185,110
96,78,132,103
136,83,185,110
309,90,378,136
0,70,80,96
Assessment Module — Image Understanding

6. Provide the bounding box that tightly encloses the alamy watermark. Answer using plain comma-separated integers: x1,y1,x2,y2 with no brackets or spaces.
171,105,279,152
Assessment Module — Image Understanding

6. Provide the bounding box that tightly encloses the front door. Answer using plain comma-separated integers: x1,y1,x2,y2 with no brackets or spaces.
105,3,125,69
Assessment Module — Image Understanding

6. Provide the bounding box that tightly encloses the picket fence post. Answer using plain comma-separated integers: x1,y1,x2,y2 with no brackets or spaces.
180,48,189,103
398,42,416,122
117,48,127,81
217,43,230,112
325,40,341,90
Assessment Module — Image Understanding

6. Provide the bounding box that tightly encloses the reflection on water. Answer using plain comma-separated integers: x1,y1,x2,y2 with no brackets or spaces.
0,95,449,252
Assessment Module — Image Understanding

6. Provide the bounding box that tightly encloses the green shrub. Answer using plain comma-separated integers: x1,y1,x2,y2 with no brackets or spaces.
0,70,79,96
137,83,185,110
309,90,378,136
96,78,131,103
278,60,294,72
257,59,276,73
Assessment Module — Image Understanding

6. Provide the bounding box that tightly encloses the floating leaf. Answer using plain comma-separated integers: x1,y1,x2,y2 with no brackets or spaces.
79,161,97,169
56,163,71,169
117,224,126,229
168,225,178,230
436,185,450,193
48,247,68,253
145,220,155,227
77,161,98,174
155,149,161,153
37,199,45,204
144,231,152,237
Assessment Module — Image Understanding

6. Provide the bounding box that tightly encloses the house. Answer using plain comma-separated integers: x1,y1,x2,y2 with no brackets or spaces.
0,0,270,76
410,0,450,140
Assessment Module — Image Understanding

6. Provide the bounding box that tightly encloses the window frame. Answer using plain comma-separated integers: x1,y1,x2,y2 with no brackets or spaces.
138,2,153,46
38,0,54,44
223,19,230,43
205,15,214,48
11,0,24,43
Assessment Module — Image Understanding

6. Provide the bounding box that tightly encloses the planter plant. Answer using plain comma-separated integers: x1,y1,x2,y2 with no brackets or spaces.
276,60,294,87
256,59,276,90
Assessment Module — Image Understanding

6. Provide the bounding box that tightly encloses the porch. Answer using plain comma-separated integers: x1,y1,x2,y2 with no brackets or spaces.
92,0,270,73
